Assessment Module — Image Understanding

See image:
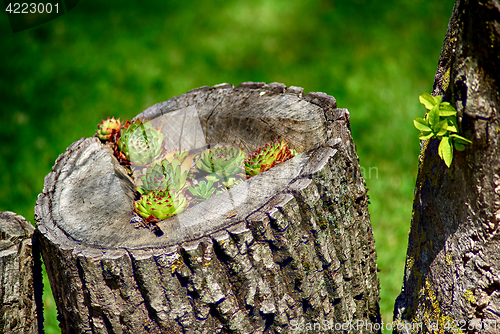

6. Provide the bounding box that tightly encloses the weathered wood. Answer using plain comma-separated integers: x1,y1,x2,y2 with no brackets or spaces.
0,211,37,333
36,82,380,333
139,81,329,154
394,1,500,333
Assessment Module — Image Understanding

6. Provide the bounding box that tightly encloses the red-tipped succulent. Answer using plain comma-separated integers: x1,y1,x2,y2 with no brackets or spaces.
96,117,122,142
244,139,297,177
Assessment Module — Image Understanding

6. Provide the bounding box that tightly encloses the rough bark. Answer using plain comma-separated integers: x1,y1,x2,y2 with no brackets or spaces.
0,211,38,333
394,1,500,333
35,82,380,333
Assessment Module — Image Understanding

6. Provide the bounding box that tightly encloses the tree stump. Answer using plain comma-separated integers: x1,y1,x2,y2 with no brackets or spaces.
0,211,38,333
394,0,500,333
35,82,380,333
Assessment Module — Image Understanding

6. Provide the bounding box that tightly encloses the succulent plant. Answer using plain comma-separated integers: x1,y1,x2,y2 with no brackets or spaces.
195,144,246,183
134,190,188,220
137,157,192,195
96,117,122,142
162,149,190,164
188,180,217,202
244,139,297,177
117,120,164,167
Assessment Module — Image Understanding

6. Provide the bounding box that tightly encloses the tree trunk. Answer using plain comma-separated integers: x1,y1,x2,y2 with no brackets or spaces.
0,211,38,334
35,82,380,333
394,1,500,333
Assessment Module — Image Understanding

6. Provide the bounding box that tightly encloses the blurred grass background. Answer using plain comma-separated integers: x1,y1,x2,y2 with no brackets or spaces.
0,0,454,332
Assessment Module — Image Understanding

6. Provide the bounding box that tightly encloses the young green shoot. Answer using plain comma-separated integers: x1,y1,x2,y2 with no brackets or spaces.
413,93,471,167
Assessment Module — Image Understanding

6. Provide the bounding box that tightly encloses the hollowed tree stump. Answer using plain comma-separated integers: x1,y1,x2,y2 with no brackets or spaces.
35,82,380,333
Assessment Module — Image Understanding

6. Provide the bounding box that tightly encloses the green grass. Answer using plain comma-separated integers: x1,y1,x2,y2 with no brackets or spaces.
0,0,455,332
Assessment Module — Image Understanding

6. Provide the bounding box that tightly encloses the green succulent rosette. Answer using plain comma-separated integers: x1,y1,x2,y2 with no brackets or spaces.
138,157,192,195
195,144,246,184
244,139,296,177
117,120,164,167
134,189,188,220
188,180,217,202
244,150,272,177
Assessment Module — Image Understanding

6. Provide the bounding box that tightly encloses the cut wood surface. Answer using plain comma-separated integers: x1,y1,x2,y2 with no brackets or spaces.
0,211,37,334
35,82,380,333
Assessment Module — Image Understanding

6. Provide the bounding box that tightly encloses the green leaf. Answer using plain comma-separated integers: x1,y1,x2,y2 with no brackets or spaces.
444,116,458,133
438,102,457,116
438,136,453,167
413,117,431,132
450,133,472,144
419,93,437,110
428,104,440,128
454,142,466,151
418,131,434,140
433,95,442,105
435,120,449,136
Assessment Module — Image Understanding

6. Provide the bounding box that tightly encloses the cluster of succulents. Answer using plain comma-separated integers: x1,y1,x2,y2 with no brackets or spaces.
95,117,299,225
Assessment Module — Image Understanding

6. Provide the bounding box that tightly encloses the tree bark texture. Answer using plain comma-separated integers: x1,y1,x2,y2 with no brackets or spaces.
35,82,380,333
0,211,37,333
394,1,500,333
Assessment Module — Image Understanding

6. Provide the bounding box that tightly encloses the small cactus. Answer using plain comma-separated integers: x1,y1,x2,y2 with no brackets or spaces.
96,117,122,142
